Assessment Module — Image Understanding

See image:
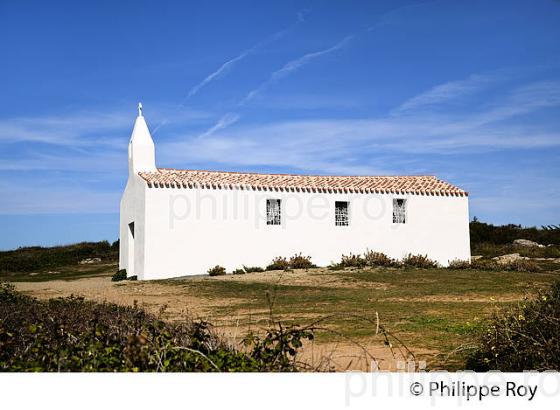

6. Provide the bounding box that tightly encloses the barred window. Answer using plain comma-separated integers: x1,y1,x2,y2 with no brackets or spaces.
393,198,406,224
266,199,281,225
335,201,349,226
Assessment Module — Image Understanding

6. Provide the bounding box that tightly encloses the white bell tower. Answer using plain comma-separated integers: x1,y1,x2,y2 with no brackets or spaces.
128,102,156,175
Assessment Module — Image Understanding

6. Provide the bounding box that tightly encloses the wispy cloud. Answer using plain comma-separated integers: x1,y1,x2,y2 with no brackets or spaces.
480,80,560,122
0,112,130,147
187,51,253,99
2,76,559,215
253,93,361,110
0,107,210,147
0,152,125,172
188,35,353,139
241,35,353,104
0,183,120,214
393,74,495,114
368,0,439,32
151,11,308,136
4,78,558,175
186,11,308,99
196,113,240,140
159,79,560,176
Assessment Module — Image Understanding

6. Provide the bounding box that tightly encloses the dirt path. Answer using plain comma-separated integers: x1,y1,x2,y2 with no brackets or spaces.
15,276,222,319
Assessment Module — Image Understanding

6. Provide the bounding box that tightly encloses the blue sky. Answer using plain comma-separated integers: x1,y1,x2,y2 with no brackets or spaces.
1,0,559,249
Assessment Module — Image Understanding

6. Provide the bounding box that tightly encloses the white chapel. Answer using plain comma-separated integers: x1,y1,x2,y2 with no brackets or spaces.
120,105,471,280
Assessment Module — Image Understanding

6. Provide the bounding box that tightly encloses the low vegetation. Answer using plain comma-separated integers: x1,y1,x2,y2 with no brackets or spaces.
242,266,265,273
329,252,439,270
472,242,560,259
469,218,560,246
266,257,290,271
363,250,399,267
402,253,438,269
111,269,127,281
336,253,367,269
0,241,119,273
471,258,540,272
208,266,226,276
0,282,310,372
466,280,560,371
447,259,472,269
5,259,560,371
288,253,315,269
266,254,315,271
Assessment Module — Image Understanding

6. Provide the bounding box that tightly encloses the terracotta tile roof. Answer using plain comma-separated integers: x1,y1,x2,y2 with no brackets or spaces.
138,168,468,197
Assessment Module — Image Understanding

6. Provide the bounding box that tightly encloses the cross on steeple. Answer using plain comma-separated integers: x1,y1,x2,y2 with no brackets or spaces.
138,102,143,117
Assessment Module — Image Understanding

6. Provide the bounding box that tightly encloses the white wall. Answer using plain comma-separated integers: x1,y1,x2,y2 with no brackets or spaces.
120,111,154,277
119,175,147,277
132,186,470,280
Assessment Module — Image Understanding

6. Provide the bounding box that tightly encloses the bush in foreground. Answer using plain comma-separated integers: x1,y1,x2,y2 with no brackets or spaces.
466,280,560,371
0,282,308,372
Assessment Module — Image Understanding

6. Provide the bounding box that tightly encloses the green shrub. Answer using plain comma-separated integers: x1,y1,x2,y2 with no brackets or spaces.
289,253,315,269
465,280,560,371
208,266,226,276
243,325,314,372
128,275,138,281
364,250,399,267
111,269,127,282
340,253,367,268
402,254,438,269
232,268,245,275
266,257,290,271
265,254,315,271
0,282,309,372
243,266,264,273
